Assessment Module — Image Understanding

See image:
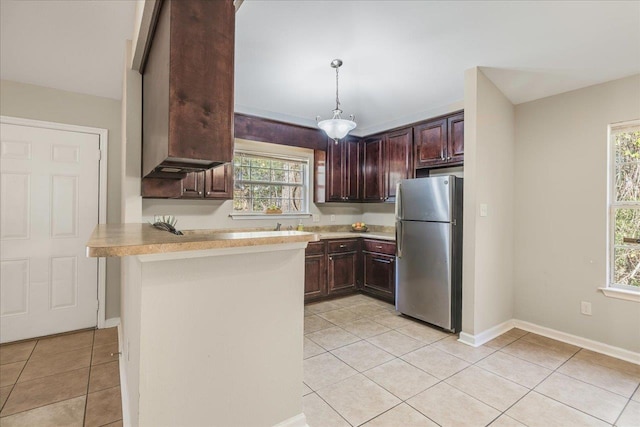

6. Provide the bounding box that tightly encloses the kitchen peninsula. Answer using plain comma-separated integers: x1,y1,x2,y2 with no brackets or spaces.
87,224,318,427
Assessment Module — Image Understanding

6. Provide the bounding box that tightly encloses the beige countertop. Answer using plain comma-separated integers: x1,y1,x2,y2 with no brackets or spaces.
86,224,319,258
317,231,395,241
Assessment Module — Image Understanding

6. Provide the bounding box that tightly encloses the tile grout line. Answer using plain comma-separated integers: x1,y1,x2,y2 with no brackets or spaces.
0,338,39,415
83,329,97,427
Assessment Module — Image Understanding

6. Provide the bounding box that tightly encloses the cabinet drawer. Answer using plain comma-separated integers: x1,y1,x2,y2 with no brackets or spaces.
362,239,396,255
327,239,359,253
305,241,326,256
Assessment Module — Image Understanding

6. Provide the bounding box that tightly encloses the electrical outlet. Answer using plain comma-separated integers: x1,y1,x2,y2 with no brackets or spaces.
330,215,336,222
580,301,592,316
312,214,320,223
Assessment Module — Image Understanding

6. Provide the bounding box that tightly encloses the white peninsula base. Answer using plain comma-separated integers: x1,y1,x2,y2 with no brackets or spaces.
119,243,309,427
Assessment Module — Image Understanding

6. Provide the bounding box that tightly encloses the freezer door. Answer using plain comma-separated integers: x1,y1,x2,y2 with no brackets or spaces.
397,176,454,222
396,220,453,330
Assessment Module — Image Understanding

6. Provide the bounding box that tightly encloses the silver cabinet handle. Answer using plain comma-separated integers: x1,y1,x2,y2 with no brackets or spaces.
198,191,202,195
447,156,452,160
339,244,346,248
397,221,403,258
373,258,392,264
376,245,383,249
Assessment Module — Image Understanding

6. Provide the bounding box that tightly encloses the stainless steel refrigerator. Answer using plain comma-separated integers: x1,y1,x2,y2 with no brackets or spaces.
395,176,463,332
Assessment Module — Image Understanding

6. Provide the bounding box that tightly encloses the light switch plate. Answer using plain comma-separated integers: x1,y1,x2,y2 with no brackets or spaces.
480,204,488,217
312,214,320,223
330,215,336,222
581,301,592,316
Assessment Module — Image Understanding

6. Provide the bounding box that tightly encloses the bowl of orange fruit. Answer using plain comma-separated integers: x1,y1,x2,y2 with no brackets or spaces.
351,222,368,232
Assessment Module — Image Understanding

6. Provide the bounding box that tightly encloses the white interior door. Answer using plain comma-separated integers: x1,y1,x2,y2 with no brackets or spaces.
1,122,101,343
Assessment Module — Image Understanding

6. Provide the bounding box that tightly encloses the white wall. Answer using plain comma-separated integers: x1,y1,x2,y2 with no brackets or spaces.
0,79,123,320
462,67,516,335
142,138,363,230
514,74,640,352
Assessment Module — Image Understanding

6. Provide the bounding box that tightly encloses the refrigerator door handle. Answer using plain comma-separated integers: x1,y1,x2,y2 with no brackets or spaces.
395,182,403,220
396,221,403,258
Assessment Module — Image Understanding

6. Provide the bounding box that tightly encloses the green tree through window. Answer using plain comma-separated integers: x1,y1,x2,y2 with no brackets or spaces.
610,122,640,288
233,152,308,214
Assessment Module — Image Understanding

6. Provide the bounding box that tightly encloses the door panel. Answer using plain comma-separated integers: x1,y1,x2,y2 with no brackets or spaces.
447,113,464,163
1,123,100,343
205,163,233,199
363,138,384,201
327,252,357,293
396,220,453,330
385,128,413,201
304,254,326,301
363,253,395,300
414,119,446,167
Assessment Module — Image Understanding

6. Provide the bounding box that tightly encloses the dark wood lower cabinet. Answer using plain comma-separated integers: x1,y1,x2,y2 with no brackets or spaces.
304,238,395,304
327,252,358,294
304,241,327,302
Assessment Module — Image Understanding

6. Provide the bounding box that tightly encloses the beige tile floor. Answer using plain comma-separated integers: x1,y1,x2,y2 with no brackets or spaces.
303,294,640,427
0,327,122,427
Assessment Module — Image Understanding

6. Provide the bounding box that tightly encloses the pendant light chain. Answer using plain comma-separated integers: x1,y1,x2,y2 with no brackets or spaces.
335,65,341,112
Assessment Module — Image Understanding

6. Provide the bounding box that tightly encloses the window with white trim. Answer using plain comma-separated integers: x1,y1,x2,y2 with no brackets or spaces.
609,121,640,291
232,151,309,215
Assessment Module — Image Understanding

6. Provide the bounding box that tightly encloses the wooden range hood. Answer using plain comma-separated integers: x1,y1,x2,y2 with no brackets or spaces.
140,0,235,179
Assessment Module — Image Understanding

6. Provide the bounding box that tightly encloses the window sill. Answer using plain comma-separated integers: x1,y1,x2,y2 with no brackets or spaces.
229,213,312,220
598,287,640,302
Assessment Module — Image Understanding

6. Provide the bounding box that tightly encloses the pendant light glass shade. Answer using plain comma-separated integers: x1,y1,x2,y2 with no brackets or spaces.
318,109,357,140
317,59,356,142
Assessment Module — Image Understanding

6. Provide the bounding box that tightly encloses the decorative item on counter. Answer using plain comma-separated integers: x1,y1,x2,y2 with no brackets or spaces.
150,215,184,235
265,205,283,214
351,222,368,232
297,220,304,231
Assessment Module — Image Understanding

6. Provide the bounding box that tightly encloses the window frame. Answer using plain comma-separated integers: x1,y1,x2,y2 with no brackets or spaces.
603,120,640,301
230,149,311,219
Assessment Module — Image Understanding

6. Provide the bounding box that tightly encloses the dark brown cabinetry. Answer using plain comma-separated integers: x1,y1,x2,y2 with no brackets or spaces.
142,0,235,179
326,138,362,202
141,163,233,199
327,239,360,294
304,238,396,304
362,137,385,201
304,241,327,301
414,112,464,170
361,239,396,303
362,128,413,203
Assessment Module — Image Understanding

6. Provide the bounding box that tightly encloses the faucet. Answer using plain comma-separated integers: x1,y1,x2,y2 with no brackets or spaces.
275,223,281,231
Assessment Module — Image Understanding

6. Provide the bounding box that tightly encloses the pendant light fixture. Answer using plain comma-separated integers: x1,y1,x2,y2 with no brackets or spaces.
317,59,356,143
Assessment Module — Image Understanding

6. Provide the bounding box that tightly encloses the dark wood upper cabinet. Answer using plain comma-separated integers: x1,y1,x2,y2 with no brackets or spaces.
141,163,233,200
362,128,412,203
414,118,447,168
204,164,233,199
362,137,385,201
414,111,464,170
385,128,413,202
181,171,206,198
447,112,465,164
142,0,235,179
322,137,362,202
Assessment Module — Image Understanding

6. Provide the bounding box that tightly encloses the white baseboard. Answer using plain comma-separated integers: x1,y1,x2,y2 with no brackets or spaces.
458,318,640,365
272,413,308,427
117,324,131,427
104,317,121,328
458,319,516,347
512,319,640,365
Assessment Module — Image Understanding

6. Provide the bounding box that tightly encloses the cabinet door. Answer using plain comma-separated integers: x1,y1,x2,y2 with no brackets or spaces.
181,171,205,198
344,138,362,201
326,140,345,201
362,137,385,201
304,254,327,302
414,119,447,168
385,128,413,201
204,163,233,199
447,113,464,164
327,252,358,294
363,252,395,302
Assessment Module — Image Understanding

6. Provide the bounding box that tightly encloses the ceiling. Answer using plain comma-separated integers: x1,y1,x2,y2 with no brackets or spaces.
2,1,639,136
